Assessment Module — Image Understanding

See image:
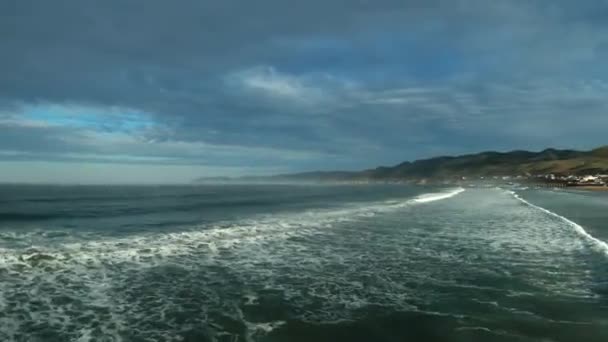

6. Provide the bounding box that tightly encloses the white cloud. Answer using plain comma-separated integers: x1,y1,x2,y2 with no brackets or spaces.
238,66,306,98
225,66,358,109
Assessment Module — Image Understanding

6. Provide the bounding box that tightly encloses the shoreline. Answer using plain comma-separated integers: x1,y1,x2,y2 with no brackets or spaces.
567,185,608,192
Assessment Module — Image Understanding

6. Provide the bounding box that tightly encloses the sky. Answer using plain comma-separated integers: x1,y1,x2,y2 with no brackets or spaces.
1,0,608,184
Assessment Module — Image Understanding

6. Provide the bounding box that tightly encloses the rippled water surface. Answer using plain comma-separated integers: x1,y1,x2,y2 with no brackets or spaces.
0,184,607,341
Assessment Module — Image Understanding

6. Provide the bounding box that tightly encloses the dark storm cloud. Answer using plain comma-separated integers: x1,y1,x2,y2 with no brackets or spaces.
2,0,608,177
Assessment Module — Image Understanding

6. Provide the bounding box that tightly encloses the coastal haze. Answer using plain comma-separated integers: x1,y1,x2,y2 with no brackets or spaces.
2,1,608,342
198,146,608,187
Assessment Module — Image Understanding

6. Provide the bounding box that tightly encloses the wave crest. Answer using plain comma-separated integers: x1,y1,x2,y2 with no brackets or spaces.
508,190,608,256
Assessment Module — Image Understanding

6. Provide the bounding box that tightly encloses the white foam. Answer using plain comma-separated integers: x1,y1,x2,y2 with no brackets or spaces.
10,187,574,340
412,187,465,203
246,320,286,334
75,329,93,342
1,188,470,338
508,190,608,256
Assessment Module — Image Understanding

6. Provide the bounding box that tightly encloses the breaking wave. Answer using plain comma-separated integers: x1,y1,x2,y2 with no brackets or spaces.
0,188,467,270
412,187,465,203
0,187,465,341
508,190,608,257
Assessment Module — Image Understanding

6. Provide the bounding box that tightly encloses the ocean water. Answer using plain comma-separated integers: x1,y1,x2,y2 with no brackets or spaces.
0,184,607,342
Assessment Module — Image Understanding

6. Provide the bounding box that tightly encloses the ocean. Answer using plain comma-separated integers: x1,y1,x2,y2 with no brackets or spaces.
0,184,607,341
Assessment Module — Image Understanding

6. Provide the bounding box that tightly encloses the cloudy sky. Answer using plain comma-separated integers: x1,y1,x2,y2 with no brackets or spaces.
2,0,608,183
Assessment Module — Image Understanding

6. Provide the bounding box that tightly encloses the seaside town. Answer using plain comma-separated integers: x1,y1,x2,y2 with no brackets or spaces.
342,173,608,189
532,173,608,187
456,173,608,190
466,173,608,189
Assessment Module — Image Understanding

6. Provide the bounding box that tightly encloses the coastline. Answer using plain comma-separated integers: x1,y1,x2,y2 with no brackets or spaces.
567,185,608,192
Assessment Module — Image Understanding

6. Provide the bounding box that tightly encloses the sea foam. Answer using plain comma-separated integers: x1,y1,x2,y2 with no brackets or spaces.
412,187,465,203
508,190,608,256
0,187,465,341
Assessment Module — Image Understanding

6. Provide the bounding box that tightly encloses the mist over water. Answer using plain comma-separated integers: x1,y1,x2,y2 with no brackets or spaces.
0,185,607,341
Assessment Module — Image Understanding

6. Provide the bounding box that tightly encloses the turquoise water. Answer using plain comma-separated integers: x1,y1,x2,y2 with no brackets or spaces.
0,185,606,341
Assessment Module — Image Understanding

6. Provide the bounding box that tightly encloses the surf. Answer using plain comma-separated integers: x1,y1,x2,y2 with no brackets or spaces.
0,187,467,269
411,187,465,203
508,190,608,257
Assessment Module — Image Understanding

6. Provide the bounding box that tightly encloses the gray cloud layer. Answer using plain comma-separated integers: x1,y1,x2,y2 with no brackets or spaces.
2,0,608,178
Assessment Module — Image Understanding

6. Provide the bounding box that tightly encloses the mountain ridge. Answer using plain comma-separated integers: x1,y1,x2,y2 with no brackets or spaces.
194,146,608,183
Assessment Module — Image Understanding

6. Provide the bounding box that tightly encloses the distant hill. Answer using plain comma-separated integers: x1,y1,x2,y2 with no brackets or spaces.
361,147,608,181
194,146,608,183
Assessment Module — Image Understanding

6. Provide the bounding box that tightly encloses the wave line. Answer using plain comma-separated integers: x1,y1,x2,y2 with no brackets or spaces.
411,187,465,203
508,190,608,256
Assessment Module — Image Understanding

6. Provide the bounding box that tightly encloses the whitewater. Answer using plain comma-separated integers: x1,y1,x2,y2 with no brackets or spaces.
0,184,606,342
508,190,608,256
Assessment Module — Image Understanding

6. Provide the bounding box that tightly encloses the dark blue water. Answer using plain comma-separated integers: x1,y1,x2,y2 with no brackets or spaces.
0,185,606,341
